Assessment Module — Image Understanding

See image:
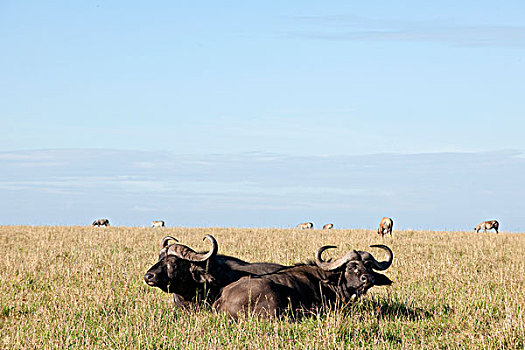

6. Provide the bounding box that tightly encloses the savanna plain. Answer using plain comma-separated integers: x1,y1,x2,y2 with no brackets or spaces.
1,226,524,349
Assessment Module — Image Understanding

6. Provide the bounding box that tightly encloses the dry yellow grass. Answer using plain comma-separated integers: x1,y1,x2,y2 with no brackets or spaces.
1,226,524,349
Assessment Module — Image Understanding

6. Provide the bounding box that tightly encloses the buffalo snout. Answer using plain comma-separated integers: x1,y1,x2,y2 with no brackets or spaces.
360,273,374,285
144,272,157,286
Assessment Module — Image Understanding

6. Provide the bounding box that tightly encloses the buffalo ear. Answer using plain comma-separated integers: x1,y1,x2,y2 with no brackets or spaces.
189,265,217,284
372,272,393,286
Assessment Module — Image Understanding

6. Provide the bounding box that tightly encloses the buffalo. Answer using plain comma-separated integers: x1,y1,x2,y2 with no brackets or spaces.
475,220,499,233
144,235,285,307
92,218,110,227
213,244,393,318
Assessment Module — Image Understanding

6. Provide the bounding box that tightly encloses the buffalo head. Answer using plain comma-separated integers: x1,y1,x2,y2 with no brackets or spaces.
144,235,218,299
315,244,393,300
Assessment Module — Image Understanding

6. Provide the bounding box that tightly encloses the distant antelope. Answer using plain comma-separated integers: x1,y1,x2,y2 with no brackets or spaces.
92,218,110,227
152,220,165,228
475,220,499,233
323,223,334,229
296,222,313,229
377,217,393,237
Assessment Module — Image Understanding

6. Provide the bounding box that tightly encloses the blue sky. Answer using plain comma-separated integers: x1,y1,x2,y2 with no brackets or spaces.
1,2,524,230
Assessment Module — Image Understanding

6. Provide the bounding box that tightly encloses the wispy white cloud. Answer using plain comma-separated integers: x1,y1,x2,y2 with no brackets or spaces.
0,153,48,161
288,15,525,48
1,149,524,230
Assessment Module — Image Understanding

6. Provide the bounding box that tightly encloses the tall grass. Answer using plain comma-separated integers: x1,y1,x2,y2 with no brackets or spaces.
1,226,523,349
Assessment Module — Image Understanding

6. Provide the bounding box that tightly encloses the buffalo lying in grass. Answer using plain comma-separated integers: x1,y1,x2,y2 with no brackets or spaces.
213,245,393,318
144,235,285,307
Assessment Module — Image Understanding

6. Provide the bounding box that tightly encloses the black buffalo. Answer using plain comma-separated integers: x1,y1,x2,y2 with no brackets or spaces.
92,218,110,227
144,235,285,307
213,245,393,318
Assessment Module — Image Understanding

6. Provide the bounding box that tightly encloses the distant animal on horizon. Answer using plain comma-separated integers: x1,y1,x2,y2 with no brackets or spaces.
323,223,334,229
92,218,110,227
152,220,165,228
378,217,393,237
475,220,499,233
296,222,313,229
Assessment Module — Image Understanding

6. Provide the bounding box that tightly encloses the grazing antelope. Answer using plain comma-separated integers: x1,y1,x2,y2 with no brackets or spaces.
152,220,165,228
377,217,393,237
475,220,499,234
296,222,313,229
323,223,334,229
92,218,110,227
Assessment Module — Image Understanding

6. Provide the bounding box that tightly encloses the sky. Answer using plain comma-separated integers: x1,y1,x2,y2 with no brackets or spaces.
1,1,524,230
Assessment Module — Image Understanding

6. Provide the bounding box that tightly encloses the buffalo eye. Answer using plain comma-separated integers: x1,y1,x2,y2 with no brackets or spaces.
166,263,176,276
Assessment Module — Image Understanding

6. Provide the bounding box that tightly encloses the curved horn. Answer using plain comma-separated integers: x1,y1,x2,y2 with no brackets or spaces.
315,245,337,269
197,234,218,262
315,245,360,271
167,234,218,262
161,236,179,249
359,244,393,271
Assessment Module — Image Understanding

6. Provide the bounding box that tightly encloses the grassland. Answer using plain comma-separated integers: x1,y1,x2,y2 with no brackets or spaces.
1,226,524,349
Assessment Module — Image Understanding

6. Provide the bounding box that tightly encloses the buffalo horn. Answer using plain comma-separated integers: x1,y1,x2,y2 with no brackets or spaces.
315,245,360,271
161,236,179,249
167,234,218,262
358,245,393,271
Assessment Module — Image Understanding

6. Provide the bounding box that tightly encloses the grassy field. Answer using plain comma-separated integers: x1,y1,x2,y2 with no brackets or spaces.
1,226,524,349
